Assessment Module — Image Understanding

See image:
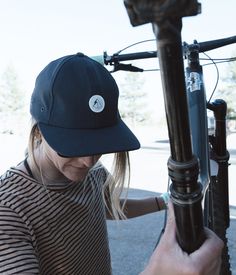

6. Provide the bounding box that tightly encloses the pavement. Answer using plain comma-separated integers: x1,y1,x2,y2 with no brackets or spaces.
107,189,236,275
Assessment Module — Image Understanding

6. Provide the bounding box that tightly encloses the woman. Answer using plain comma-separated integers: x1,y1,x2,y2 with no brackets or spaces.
0,53,222,274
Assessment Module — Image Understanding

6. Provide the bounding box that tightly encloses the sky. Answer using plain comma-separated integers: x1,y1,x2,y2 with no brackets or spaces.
0,0,236,121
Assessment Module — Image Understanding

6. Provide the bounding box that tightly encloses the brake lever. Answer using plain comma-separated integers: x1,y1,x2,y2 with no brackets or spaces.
112,63,144,72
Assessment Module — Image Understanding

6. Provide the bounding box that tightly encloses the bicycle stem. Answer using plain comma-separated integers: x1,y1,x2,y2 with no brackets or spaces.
124,0,205,253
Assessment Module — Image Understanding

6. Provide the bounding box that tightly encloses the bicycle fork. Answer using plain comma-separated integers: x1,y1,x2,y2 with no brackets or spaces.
207,99,230,229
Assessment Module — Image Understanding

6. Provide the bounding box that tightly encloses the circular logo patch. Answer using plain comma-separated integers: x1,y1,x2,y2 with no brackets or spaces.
89,95,105,113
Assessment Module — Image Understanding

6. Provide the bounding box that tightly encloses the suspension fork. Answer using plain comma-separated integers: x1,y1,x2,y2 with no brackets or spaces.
208,99,230,228
124,0,204,252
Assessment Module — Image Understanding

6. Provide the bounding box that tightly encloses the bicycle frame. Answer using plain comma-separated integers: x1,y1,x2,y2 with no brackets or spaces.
186,42,231,274
185,43,210,188
185,43,230,230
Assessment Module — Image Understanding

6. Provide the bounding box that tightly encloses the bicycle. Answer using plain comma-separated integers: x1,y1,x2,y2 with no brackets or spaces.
93,1,235,274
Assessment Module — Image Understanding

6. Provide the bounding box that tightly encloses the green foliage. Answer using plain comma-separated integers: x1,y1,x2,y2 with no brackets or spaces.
216,55,236,119
116,72,150,126
0,65,27,134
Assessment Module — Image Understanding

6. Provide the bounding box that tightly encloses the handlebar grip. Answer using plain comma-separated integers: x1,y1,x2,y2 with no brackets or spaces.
199,35,236,52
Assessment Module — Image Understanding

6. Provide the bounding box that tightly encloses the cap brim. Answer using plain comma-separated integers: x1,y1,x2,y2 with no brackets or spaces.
38,119,140,157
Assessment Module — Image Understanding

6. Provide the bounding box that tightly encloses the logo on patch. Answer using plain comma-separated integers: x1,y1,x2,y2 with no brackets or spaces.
89,95,105,113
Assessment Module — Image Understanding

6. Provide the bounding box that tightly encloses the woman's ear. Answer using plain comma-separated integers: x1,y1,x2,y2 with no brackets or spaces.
33,125,42,148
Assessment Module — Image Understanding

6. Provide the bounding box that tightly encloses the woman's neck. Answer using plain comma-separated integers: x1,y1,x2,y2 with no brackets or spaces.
27,147,71,185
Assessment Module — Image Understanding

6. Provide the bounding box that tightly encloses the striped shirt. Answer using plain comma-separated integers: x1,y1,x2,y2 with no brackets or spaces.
0,163,111,274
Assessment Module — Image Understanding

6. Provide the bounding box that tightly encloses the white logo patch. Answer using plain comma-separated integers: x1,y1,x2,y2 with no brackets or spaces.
89,95,105,113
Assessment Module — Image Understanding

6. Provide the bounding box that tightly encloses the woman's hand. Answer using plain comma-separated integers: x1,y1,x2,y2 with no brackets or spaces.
141,202,224,275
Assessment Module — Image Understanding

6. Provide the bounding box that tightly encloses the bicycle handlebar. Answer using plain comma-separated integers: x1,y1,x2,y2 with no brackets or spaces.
92,35,236,67
91,51,157,66
197,35,236,52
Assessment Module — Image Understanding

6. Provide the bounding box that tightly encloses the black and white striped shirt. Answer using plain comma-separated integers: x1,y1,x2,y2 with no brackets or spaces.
0,163,111,274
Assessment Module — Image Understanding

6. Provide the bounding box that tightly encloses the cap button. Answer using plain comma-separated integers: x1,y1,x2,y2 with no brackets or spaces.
76,52,85,57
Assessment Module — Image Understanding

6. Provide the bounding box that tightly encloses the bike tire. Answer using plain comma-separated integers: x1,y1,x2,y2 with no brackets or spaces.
204,175,231,275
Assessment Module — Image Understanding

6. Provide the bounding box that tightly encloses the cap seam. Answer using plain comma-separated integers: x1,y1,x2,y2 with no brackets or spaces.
49,55,76,122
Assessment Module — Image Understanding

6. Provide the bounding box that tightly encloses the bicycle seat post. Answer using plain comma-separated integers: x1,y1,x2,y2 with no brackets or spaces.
124,0,205,253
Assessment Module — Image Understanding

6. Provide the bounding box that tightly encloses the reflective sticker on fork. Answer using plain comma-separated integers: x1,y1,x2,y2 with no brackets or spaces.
188,72,201,92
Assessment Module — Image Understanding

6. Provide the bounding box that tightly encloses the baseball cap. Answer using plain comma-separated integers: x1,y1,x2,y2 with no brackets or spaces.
30,53,140,157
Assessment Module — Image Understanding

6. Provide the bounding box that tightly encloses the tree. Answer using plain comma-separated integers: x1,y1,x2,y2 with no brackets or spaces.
115,71,150,126
0,65,27,134
215,56,236,119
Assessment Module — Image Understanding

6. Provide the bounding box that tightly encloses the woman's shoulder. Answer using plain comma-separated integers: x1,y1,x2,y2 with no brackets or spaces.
1,162,29,180
0,161,37,194
90,161,109,175
87,161,110,183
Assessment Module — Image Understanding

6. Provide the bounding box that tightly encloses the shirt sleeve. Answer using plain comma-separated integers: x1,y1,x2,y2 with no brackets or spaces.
0,205,40,274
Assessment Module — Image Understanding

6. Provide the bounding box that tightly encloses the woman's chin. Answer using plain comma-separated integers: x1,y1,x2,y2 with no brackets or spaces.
65,170,88,182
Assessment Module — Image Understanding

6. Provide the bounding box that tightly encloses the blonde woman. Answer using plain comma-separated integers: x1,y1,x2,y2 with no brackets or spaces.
0,53,222,274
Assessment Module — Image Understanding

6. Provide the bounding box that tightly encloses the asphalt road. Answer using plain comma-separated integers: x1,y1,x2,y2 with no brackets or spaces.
107,190,236,275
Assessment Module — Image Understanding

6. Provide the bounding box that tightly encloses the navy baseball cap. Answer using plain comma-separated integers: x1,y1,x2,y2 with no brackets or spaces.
30,53,140,157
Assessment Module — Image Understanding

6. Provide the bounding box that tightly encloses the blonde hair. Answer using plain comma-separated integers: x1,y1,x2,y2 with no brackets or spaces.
27,119,130,220
27,122,42,172
103,152,130,220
